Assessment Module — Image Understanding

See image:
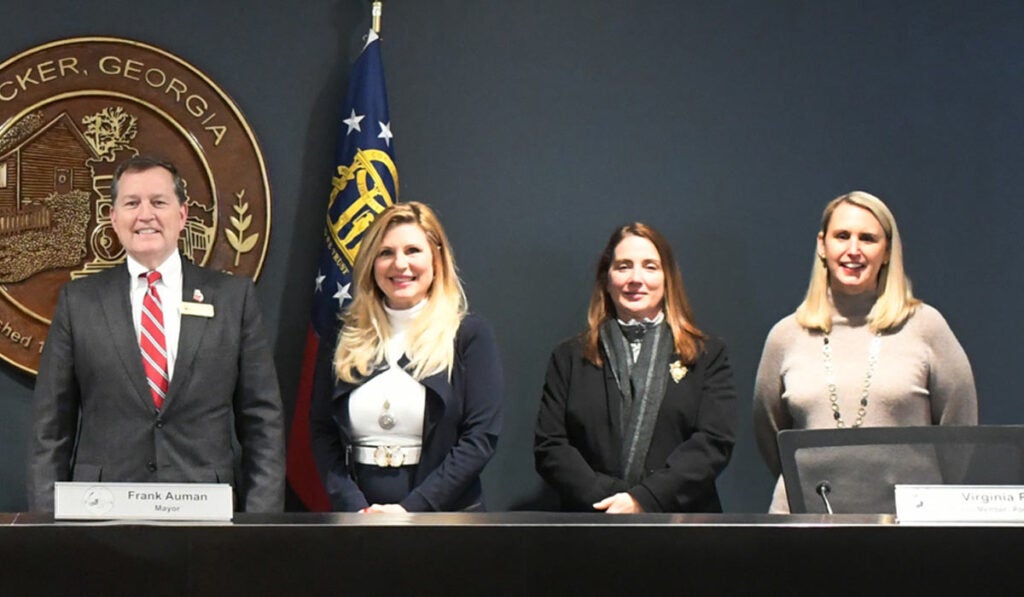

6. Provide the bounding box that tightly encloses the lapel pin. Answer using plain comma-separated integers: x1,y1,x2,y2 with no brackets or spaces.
193,289,204,303
669,360,687,383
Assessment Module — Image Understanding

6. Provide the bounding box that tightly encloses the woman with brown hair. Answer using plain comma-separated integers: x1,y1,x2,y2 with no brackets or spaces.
535,223,738,512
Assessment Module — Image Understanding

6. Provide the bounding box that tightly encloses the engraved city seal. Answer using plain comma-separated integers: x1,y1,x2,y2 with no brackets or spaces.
0,37,271,374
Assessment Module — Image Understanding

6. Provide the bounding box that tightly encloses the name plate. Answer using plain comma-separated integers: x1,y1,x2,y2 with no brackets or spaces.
54,482,233,521
895,485,1024,524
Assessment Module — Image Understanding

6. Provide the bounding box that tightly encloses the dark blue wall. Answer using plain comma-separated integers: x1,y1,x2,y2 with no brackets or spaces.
1,0,1020,512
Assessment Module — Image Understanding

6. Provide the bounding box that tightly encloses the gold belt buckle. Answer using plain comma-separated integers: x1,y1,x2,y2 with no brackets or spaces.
372,446,405,467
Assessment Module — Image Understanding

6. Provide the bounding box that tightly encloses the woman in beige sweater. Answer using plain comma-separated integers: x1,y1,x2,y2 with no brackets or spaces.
752,191,977,513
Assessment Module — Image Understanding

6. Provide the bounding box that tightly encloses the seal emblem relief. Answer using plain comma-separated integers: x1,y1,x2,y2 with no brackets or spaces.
0,37,271,374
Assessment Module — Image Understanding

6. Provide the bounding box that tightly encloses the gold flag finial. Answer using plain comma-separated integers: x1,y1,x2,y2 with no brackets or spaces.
372,1,384,33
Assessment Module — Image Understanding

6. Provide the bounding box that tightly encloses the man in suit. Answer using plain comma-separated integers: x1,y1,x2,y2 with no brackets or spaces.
27,155,285,512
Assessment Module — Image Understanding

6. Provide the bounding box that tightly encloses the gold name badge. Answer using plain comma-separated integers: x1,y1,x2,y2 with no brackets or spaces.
180,302,214,318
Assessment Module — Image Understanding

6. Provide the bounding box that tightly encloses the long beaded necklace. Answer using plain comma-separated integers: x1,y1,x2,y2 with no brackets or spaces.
822,331,882,428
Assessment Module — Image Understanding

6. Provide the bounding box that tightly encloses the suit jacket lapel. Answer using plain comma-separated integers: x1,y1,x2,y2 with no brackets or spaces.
165,260,210,408
101,264,153,412
418,361,452,442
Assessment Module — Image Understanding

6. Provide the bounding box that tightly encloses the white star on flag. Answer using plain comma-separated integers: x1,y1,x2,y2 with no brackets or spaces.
378,121,393,146
333,282,352,308
343,109,365,135
315,271,325,292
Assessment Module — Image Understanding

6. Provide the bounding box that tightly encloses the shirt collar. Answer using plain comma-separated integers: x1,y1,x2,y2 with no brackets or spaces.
126,251,182,283
616,310,665,327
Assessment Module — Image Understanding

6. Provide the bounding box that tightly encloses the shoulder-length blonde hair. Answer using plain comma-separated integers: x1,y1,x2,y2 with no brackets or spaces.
795,191,920,333
334,202,467,383
583,223,705,366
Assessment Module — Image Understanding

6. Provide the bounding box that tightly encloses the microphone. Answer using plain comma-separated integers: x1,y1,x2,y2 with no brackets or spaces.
816,481,834,515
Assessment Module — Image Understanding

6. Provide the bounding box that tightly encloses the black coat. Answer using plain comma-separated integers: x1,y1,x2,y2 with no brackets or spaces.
535,333,737,512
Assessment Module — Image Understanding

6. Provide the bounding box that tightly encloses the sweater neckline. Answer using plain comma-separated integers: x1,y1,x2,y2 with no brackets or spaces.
384,299,426,334
829,289,877,326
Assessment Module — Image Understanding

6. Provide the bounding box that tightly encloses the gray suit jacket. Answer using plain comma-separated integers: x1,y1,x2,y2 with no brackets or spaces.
26,258,285,512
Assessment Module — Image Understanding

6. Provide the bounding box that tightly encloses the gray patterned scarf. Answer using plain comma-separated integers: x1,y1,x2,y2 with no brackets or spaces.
599,318,673,486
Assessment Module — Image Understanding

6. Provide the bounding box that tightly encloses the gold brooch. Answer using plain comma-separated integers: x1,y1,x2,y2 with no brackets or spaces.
669,360,687,383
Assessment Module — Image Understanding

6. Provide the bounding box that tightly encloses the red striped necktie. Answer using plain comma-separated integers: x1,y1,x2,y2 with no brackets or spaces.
140,271,169,410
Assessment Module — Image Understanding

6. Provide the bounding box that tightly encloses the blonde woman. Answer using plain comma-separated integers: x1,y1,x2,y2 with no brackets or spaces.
753,191,977,513
310,202,502,512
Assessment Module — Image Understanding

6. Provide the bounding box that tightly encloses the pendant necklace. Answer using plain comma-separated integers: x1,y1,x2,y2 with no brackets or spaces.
378,399,396,430
822,331,881,428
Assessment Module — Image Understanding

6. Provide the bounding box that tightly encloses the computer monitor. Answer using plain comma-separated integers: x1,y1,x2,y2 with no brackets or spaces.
778,425,1024,514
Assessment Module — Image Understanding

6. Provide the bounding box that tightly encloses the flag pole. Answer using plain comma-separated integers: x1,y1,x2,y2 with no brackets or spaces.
372,0,384,33
286,0,398,512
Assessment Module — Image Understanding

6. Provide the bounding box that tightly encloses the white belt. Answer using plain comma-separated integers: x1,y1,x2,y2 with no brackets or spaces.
352,445,422,467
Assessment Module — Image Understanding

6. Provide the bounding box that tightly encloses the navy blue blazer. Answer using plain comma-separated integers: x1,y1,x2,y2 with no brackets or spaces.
310,314,503,512
534,333,737,512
